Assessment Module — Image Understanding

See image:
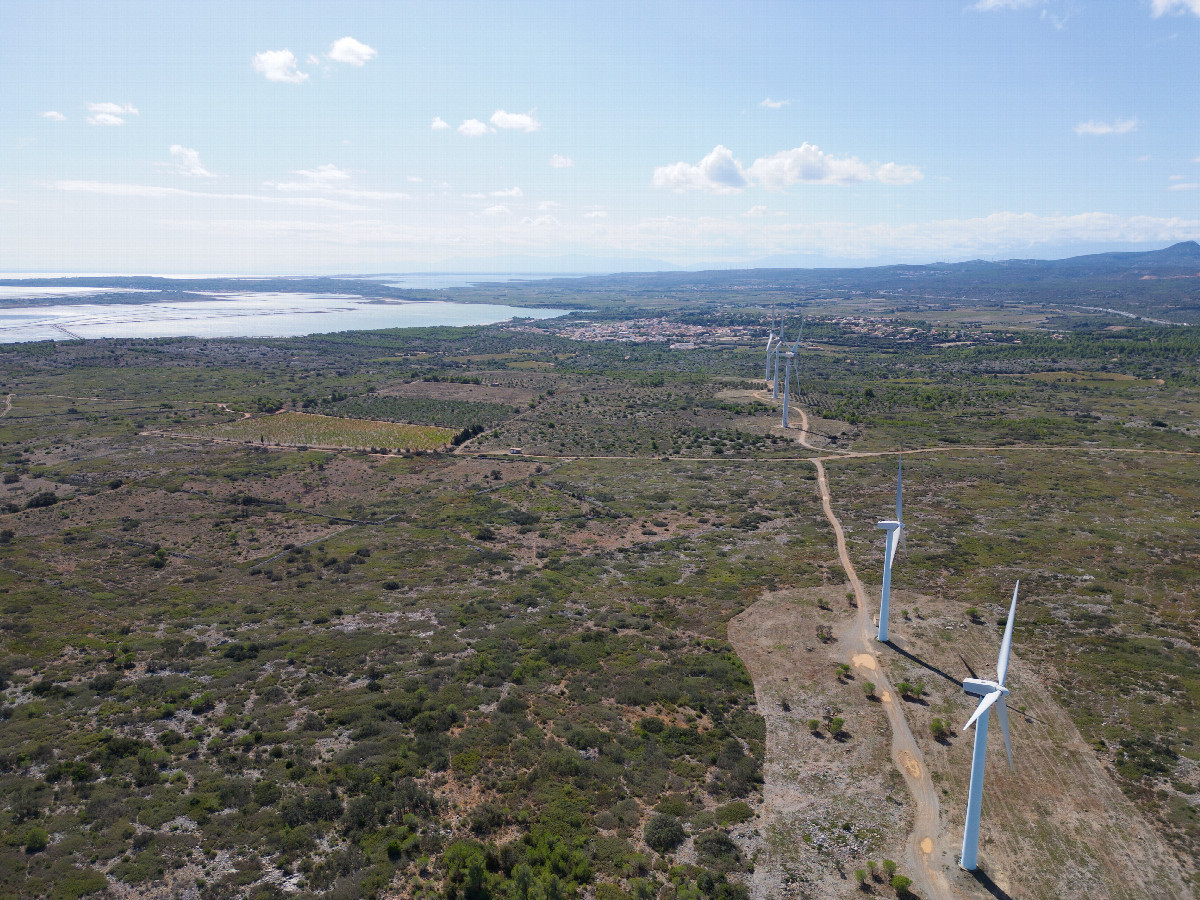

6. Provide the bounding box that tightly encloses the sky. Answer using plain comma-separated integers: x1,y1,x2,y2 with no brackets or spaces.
2,0,1199,274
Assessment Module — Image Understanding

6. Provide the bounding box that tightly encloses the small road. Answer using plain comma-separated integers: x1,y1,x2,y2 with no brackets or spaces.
810,454,953,900
0,393,12,418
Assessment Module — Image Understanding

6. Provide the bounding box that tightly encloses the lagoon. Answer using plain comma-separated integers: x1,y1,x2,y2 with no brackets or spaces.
0,292,565,344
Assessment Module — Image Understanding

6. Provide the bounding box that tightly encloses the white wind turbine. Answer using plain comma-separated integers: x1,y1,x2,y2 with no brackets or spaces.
764,309,777,384
875,455,905,642
779,324,804,428
960,582,1020,871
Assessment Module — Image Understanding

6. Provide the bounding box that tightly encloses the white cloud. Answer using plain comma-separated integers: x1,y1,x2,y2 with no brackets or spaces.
483,205,511,216
521,215,561,227
407,176,423,183
875,162,926,185
1168,182,1199,191
550,154,574,168
53,180,362,209
490,109,540,132
652,145,749,194
973,0,1041,9
292,164,351,183
1074,118,1138,135
163,145,215,177
327,37,377,66
759,98,789,109
490,187,523,198
41,111,66,122
1151,0,1200,15
431,117,450,131
537,201,561,211
1169,174,1185,180
86,102,138,126
743,205,768,217
584,211,608,219
252,50,308,84
458,118,490,137
654,143,922,193
747,144,874,187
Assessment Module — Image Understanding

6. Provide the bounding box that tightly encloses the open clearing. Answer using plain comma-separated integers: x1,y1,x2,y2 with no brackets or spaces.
171,411,456,451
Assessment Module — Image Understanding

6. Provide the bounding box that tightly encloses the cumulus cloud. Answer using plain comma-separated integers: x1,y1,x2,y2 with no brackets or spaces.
431,116,451,130
458,118,490,137
490,109,540,132
252,50,308,84
263,164,409,200
743,205,768,217
327,36,377,66
521,215,561,227
654,143,922,193
584,211,608,219
537,201,561,211
550,154,574,168
163,145,215,177
483,205,511,216
490,187,523,198
41,111,66,122
86,102,138,126
747,144,876,187
1151,0,1200,15
1075,118,1138,135
652,145,749,194
759,98,789,109
1168,182,1199,191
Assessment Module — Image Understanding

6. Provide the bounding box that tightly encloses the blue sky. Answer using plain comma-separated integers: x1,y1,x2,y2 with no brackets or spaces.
2,0,1199,273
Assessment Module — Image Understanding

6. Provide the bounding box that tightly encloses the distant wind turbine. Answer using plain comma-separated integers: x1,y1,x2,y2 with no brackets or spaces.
764,311,777,383
876,455,905,642
779,323,804,428
960,582,1020,871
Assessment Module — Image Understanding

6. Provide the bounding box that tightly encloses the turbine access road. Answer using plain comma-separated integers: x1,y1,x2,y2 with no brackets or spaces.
794,405,953,900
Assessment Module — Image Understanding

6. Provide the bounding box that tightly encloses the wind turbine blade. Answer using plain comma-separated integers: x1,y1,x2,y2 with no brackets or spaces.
895,455,903,522
962,688,1001,732
790,321,804,353
899,525,908,559
887,528,901,568
997,581,1019,686
996,696,1014,770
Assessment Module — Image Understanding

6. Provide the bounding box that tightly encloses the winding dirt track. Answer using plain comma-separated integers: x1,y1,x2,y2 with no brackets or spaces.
797,402,952,900
0,394,12,418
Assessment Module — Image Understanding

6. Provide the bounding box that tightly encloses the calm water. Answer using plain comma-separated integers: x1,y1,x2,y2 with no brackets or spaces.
0,293,565,344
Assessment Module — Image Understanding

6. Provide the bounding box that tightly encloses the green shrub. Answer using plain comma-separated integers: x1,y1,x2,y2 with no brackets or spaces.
25,827,48,853
643,815,685,854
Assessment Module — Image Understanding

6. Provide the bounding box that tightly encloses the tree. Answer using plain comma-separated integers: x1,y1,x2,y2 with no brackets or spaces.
644,814,686,854
930,718,948,741
25,828,47,853
862,681,876,699
891,874,914,897
807,719,821,734
830,717,845,737
882,859,897,878
854,868,868,888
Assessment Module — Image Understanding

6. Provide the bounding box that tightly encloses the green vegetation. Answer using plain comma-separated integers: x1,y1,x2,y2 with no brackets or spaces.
0,276,1196,896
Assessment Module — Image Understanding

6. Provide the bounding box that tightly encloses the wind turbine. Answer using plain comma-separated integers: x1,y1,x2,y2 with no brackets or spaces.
780,324,804,428
960,582,1020,871
876,455,905,642
764,309,777,383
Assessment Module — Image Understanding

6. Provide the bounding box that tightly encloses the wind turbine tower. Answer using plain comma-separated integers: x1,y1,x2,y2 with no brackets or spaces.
779,325,803,428
764,311,777,383
960,582,1020,871
876,455,905,642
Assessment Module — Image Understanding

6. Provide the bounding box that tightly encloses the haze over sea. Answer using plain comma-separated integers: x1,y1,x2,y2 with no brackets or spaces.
0,274,572,343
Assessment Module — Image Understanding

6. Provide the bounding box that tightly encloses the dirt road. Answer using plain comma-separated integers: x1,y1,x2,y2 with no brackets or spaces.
0,394,11,418
810,457,954,900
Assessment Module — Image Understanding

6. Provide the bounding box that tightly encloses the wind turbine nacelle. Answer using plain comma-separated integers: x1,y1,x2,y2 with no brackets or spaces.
963,678,1003,698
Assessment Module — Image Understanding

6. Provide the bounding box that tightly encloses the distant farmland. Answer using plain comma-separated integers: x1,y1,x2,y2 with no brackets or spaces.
189,412,456,451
